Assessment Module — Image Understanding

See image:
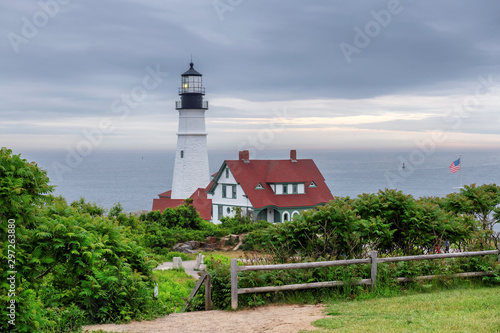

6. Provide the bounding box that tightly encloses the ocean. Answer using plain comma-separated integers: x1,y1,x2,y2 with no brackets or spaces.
20,148,500,230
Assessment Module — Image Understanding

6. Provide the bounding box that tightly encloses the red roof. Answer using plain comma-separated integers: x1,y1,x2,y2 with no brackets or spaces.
152,187,212,220
158,190,172,198
216,159,333,209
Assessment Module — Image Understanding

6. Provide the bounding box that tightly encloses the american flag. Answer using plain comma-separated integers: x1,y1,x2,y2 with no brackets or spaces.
449,158,460,173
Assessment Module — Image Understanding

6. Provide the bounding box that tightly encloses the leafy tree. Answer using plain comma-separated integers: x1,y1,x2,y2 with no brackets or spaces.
354,189,416,254
1,148,56,331
442,184,500,230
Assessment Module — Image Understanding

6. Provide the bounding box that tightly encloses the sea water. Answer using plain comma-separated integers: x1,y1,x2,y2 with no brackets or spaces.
19,149,500,231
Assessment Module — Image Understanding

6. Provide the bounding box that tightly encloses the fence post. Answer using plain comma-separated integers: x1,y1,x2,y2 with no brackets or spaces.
231,258,238,310
498,244,500,265
371,251,378,290
205,274,213,310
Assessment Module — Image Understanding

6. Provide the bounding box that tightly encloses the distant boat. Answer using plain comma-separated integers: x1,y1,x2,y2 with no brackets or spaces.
402,163,406,169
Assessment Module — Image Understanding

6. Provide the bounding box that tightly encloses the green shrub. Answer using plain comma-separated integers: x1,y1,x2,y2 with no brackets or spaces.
0,148,162,332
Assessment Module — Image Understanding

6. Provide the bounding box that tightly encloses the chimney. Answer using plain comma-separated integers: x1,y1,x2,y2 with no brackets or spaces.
239,150,250,163
290,149,297,162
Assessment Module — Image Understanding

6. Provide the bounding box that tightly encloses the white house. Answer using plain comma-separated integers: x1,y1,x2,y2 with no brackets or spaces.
207,150,334,223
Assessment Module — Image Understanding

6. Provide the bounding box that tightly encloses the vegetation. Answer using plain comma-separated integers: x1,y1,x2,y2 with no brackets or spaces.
243,187,500,261
153,269,195,314
1,147,499,331
0,148,194,332
204,186,500,310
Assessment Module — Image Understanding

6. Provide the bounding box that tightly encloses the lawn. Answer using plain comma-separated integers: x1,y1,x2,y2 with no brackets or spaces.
308,286,500,332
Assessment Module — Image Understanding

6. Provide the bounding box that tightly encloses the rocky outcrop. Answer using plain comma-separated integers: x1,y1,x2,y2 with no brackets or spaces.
172,234,246,253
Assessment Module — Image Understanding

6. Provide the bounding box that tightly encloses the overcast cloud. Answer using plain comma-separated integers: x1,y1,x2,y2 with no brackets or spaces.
1,0,499,152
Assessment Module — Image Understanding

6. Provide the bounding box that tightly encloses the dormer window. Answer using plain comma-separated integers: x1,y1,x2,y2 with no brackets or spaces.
274,183,306,195
255,183,264,190
309,181,317,188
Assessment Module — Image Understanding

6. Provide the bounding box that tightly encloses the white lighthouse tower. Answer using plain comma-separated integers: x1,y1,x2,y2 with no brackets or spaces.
171,62,210,199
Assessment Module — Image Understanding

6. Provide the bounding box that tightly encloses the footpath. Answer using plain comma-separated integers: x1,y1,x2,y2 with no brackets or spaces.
83,304,325,333
155,259,206,279
83,257,326,332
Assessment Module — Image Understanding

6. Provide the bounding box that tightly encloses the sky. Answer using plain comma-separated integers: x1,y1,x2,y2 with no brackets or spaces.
1,0,500,154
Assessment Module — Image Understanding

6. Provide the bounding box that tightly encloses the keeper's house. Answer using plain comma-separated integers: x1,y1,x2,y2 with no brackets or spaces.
153,149,333,223
208,150,333,223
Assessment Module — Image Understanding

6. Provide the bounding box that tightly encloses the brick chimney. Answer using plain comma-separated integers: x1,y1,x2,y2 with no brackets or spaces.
239,150,250,163
290,149,297,162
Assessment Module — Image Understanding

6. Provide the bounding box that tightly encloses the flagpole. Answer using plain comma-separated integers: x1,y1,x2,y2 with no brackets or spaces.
459,154,462,189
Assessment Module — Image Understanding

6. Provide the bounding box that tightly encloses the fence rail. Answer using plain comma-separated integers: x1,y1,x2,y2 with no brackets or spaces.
230,247,500,310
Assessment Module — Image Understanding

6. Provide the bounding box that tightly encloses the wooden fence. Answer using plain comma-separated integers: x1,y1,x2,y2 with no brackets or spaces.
230,247,500,309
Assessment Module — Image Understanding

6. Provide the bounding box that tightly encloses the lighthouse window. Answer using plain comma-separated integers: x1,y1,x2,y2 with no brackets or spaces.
180,150,184,158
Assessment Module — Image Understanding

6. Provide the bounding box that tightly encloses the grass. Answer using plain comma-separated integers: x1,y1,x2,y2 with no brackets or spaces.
201,249,247,259
308,286,500,332
153,269,196,313
159,251,197,262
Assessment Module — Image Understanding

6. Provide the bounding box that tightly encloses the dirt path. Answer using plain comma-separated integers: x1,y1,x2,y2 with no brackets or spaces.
83,304,325,333
155,260,206,279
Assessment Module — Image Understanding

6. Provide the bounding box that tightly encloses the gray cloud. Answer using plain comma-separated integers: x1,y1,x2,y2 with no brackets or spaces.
1,0,500,150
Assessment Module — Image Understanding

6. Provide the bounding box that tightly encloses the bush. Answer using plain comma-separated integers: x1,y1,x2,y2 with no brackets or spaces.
0,148,162,332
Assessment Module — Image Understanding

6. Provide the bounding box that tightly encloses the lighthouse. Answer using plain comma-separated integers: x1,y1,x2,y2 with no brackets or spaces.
171,62,210,199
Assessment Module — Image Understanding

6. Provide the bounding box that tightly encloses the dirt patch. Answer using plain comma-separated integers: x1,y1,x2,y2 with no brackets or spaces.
83,304,325,333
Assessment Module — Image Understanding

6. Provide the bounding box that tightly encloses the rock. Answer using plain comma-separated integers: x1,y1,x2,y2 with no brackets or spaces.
172,242,197,254
185,240,201,249
206,236,217,244
219,236,230,248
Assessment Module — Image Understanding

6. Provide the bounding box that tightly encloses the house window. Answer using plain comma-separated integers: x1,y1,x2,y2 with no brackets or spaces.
226,207,231,214
222,185,236,199
225,167,229,178
283,212,290,221
292,184,298,194
282,184,288,194
309,181,317,188
255,183,264,190
218,205,223,219
180,150,184,158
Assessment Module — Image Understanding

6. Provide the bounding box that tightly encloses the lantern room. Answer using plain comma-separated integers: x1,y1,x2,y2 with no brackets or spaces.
176,62,208,110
